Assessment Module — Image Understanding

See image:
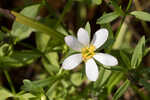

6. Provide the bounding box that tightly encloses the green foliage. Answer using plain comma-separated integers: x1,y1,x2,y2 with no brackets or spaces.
131,36,145,69
97,12,120,24
112,80,130,100
120,51,130,69
94,67,111,88
85,21,91,38
36,32,50,52
0,44,12,56
107,72,124,94
0,0,149,100
130,11,150,21
17,93,36,100
11,10,64,44
11,4,40,42
0,50,40,68
0,88,13,100
139,79,150,91
110,0,125,16
22,79,44,94
71,72,85,86
92,0,102,5
42,52,59,74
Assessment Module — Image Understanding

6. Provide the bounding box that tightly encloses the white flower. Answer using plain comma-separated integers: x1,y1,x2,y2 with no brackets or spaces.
62,28,118,81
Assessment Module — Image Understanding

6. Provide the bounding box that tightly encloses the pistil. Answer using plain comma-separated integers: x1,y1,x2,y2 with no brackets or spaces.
81,45,95,62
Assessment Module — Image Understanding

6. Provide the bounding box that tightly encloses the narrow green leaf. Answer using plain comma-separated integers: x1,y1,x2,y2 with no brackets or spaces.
19,93,36,99
144,47,150,56
97,12,120,24
32,77,56,88
22,79,43,94
42,52,59,74
85,21,91,38
120,51,130,68
71,72,84,86
131,36,145,69
36,32,50,52
98,39,114,50
110,1,125,16
0,44,11,56
11,4,40,41
107,72,124,94
56,25,69,36
0,88,13,100
112,80,130,100
46,81,59,98
92,0,102,5
21,77,56,92
94,67,111,88
109,66,126,72
0,50,40,68
100,23,114,38
130,11,150,21
11,11,65,43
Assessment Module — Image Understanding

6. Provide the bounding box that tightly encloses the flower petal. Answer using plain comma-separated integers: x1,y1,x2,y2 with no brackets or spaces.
91,28,108,49
62,54,82,70
77,28,90,46
85,58,99,81
65,36,83,51
94,53,118,66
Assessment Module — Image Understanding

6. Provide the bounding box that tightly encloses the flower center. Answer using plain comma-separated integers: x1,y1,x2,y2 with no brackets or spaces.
81,45,95,62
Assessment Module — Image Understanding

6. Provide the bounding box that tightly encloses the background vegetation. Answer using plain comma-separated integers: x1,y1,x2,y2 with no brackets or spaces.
0,0,150,100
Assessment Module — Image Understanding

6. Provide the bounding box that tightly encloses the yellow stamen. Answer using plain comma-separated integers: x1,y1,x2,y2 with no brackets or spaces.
81,45,95,62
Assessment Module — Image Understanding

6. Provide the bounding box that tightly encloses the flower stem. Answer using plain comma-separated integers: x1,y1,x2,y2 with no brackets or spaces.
126,0,132,12
4,70,16,94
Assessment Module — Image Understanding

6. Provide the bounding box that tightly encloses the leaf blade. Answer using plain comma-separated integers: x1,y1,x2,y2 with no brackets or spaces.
97,12,120,24
112,80,130,100
131,36,145,69
130,11,150,21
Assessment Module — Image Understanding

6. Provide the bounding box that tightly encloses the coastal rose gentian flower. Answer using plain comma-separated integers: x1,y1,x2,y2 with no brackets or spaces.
62,28,118,81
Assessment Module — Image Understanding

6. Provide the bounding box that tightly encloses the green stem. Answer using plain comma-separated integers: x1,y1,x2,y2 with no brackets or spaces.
42,0,57,17
4,70,16,94
125,0,132,12
117,0,132,36
113,0,132,49
55,0,72,27
112,19,127,49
